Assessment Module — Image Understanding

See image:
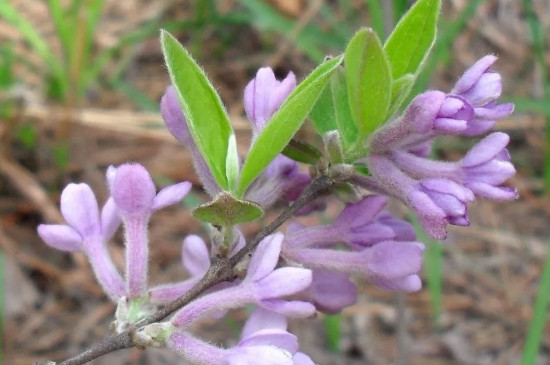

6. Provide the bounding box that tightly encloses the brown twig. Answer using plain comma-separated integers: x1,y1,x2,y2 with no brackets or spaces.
0,155,63,223
40,175,333,365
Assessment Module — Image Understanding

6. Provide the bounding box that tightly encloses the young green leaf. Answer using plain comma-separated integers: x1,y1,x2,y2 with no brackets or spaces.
345,28,391,142
330,68,357,149
225,134,240,193
192,192,263,226
388,73,415,116
238,55,344,196
161,30,233,190
309,79,338,135
384,0,441,79
282,138,323,165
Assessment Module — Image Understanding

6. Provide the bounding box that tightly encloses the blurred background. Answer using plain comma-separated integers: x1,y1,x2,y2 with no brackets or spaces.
1,0,549,364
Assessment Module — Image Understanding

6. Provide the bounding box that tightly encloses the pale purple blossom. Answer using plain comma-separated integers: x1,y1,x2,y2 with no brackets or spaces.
37,182,124,300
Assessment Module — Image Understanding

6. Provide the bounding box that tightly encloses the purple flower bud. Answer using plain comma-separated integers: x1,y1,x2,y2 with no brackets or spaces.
451,55,514,136
112,164,156,216
161,86,221,196
244,67,296,132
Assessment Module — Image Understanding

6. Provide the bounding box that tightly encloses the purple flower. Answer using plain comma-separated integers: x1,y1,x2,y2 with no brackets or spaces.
244,67,296,133
389,132,517,202
111,163,191,298
242,68,312,210
168,307,315,365
37,182,124,300
365,155,474,239
285,195,414,249
450,55,514,136
161,86,221,196
170,234,314,328
283,238,425,292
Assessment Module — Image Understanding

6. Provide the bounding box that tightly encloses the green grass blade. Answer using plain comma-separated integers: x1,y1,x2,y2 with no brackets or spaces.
324,314,342,353
0,1,68,96
392,0,409,24
522,0,550,191
239,0,346,62
77,0,106,94
108,79,158,111
366,0,386,40
47,0,71,54
504,97,550,117
521,237,550,364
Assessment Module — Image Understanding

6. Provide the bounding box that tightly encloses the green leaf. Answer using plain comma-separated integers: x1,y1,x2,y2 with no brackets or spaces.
330,68,357,149
384,0,440,79
161,30,233,190
388,73,415,116
225,134,240,192
309,78,338,135
345,28,391,141
238,55,344,196
192,192,263,226
282,138,323,165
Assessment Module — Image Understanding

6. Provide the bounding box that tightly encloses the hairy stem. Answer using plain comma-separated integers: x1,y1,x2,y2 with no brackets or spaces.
43,175,333,365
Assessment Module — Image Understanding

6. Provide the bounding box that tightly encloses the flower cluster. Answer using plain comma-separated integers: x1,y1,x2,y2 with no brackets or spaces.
37,55,515,364
356,55,516,239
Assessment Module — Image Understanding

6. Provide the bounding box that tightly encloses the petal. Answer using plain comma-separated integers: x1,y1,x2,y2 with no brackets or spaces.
474,102,514,120
60,183,101,237
182,235,211,277
239,329,298,354
247,233,284,281
452,55,497,95
242,307,288,339
461,72,502,106
309,270,357,314
227,346,294,365
293,352,316,365
267,72,296,117
255,267,312,299
363,241,425,279
160,86,193,145
370,274,422,292
335,195,387,228
111,164,156,215
152,181,192,211
407,191,448,240
466,182,518,201
37,224,82,252
259,299,316,318
106,165,117,190
101,197,121,241
462,132,509,167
